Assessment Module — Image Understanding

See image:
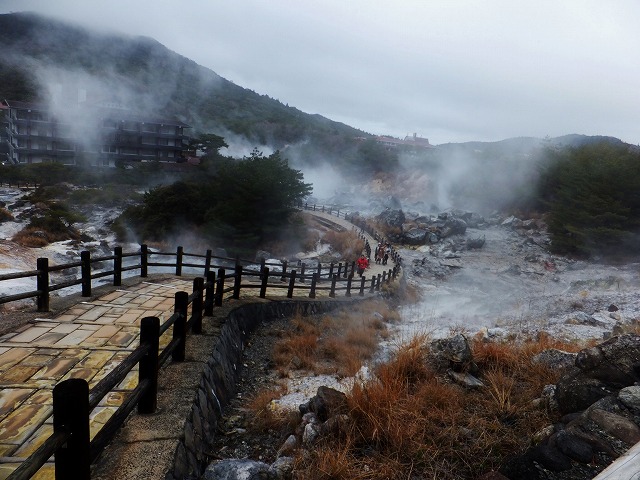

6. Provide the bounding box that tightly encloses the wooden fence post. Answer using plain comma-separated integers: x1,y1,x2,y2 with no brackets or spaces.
141,244,148,278
192,277,204,334
359,276,366,296
204,270,215,315
81,250,91,297
260,257,266,271
328,262,334,278
53,378,90,480
176,246,183,276
337,262,342,278
259,267,269,298
281,261,288,281
317,262,322,277
376,274,382,291
172,291,188,361
350,261,356,278
369,277,376,293
215,268,225,306
233,264,242,299
309,273,317,299
346,274,353,297
37,257,50,312
287,270,297,298
205,249,212,277
329,274,337,298
114,246,122,286
300,263,306,283
138,316,160,414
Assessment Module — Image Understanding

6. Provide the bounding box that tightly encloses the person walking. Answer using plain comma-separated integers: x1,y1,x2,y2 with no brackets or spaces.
356,254,369,277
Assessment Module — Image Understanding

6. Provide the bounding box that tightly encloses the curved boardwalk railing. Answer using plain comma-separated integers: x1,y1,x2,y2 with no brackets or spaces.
1,204,402,480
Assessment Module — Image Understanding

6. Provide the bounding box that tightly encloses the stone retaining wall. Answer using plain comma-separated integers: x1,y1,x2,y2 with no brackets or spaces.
166,299,357,480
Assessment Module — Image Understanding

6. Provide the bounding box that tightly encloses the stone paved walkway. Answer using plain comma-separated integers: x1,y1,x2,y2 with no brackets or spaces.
0,278,194,479
0,212,397,479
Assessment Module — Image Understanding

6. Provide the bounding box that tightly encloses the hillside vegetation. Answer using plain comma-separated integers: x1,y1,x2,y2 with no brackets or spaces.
0,12,366,152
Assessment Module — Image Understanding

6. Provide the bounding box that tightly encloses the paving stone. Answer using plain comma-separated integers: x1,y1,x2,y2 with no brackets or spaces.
98,391,125,408
23,390,51,406
10,327,52,343
106,331,136,348
93,325,120,338
78,351,115,369
54,328,95,346
78,305,111,322
0,403,52,445
19,354,53,368
116,370,139,391
89,406,118,440
32,357,78,380
0,443,17,456
100,291,126,302
62,367,98,383
78,324,101,331
31,332,67,345
0,348,35,370
0,388,35,418
0,366,40,384
54,314,79,322
13,423,53,458
50,323,78,334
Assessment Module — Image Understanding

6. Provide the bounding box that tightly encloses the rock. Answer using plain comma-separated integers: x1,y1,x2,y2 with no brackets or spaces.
575,334,640,386
447,370,485,389
403,228,427,245
321,414,350,436
202,458,275,480
555,371,615,414
566,311,601,326
618,386,640,413
299,386,348,422
587,408,640,445
443,217,467,236
554,429,594,463
534,444,572,471
429,334,474,372
276,434,298,458
269,456,294,479
607,304,619,312
532,349,577,370
375,209,405,229
466,236,485,249
302,422,321,445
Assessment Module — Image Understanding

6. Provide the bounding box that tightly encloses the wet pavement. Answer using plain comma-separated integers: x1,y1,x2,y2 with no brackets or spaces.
0,211,396,479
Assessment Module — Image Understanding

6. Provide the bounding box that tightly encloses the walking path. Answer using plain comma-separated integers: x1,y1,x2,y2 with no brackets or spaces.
0,213,397,479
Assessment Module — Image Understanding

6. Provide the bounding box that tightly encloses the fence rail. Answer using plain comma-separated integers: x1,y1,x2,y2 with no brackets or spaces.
1,202,402,479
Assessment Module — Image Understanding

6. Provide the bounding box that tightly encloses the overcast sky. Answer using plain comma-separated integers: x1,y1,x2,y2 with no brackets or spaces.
1,0,638,145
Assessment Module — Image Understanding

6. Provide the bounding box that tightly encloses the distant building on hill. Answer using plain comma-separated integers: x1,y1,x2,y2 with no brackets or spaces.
375,133,434,152
0,99,191,166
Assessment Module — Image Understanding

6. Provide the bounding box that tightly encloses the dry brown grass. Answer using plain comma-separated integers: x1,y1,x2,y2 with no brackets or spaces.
0,208,14,223
322,230,365,259
271,301,392,377
290,334,581,479
244,385,298,432
12,228,51,247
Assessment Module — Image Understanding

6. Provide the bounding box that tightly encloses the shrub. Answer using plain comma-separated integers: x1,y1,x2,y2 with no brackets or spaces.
0,207,14,223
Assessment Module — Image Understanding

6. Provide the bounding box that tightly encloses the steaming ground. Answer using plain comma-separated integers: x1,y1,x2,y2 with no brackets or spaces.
394,223,640,345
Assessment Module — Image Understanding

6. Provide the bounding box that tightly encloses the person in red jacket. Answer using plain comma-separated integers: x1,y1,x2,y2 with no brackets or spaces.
356,254,369,277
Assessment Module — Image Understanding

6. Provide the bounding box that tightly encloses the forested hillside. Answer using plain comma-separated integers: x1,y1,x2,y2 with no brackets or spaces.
0,12,367,151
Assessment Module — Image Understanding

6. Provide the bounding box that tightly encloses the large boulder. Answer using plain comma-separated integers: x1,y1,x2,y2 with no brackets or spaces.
555,334,640,414
403,228,427,245
376,209,405,230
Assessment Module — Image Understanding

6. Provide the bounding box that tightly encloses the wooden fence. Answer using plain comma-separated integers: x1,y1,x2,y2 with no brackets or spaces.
0,203,402,479
6,284,201,480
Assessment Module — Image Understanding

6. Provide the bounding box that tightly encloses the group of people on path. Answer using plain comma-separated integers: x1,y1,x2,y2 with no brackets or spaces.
356,241,392,277
375,242,391,266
